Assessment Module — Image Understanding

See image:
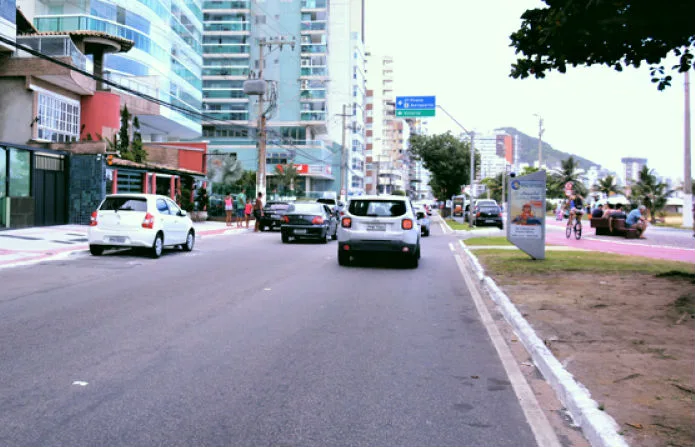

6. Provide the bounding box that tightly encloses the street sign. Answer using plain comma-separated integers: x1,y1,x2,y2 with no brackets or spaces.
395,96,436,110
395,109,435,117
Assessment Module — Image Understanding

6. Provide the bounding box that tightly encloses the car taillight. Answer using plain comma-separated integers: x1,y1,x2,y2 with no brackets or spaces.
402,219,414,230
312,216,324,225
90,211,98,226
476,212,481,217
499,213,503,217
282,215,289,223
341,217,352,228
142,212,155,229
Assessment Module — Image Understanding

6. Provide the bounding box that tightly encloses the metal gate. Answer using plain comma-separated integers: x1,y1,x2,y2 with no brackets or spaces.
33,153,67,226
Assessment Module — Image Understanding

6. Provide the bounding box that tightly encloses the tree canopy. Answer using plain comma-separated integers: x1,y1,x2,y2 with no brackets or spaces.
631,165,674,223
509,0,695,90
408,132,477,201
548,156,587,198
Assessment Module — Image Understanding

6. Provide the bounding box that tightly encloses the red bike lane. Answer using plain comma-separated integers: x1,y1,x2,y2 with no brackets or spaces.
545,218,695,264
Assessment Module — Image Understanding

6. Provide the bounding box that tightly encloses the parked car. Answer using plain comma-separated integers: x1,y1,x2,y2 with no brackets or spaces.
88,193,194,258
415,206,431,237
281,202,338,243
317,197,345,216
259,201,291,231
337,195,421,268
474,202,504,229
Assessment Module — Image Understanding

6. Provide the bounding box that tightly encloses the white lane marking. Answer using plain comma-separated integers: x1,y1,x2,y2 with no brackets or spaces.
454,253,562,447
448,242,455,252
72,381,89,386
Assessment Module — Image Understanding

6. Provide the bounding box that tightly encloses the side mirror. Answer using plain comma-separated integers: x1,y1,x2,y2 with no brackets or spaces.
179,210,187,217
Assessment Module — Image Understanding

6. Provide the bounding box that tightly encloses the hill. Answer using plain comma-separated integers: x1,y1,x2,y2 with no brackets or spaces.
495,127,600,171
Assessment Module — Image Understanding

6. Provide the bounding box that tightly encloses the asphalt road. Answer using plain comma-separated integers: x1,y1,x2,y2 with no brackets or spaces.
0,224,539,447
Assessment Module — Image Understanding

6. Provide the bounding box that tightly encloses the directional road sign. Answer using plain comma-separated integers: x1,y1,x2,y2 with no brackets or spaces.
395,109,436,117
395,96,436,110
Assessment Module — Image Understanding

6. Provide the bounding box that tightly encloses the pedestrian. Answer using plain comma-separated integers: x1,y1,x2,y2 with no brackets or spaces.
224,193,234,227
626,204,648,238
253,192,264,232
555,201,563,221
244,198,253,229
236,188,247,228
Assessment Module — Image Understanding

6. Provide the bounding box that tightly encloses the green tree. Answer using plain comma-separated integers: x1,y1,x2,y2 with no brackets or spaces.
509,1,694,90
593,175,622,197
270,164,299,196
117,106,131,155
234,170,257,196
519,166,540,176
481,172,504,203
631,166,674,224
548,156,587,198
408,132,476,201
208,154,244,195
392,189,406,196
128,116,147,163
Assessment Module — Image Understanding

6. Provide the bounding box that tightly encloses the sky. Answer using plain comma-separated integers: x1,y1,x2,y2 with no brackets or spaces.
363,0,692,182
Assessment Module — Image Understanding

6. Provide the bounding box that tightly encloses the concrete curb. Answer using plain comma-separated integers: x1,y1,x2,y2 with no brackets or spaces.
458,239,629,447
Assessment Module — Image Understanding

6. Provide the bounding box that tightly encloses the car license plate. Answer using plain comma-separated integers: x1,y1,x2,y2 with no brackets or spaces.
367,224,386,231
109,236,126,243
271,214,280,219
485,220,495,223
294,229,307,235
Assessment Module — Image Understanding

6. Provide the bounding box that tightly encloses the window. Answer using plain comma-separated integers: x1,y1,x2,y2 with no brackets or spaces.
255,14,266,24
8,148,30,197
166,199,181,215
348,200,406,217
156,199,170,214
99,197,148,212
36,92,80,143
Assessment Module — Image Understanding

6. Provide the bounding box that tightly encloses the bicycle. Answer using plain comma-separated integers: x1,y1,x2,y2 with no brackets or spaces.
566,212,582,239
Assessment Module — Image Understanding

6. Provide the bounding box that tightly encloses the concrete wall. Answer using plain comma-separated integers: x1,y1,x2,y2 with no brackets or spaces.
0,77,33,144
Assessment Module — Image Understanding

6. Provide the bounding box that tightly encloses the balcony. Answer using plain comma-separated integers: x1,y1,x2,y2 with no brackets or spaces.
203,89,248,99
203,44,250,54
203,66,249,76
300,66,328,77
14,35,87,71
299,89,326,100
300,44,327,54
300,20,327,32
300,111,326,121
204,22,250,32
203,1,250,10
301,0,327,9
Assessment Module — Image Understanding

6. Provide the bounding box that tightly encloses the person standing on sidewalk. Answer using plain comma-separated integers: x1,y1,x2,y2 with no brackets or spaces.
224,194,234,227
253,192,264,232
244,198,252,229
235,188,247,228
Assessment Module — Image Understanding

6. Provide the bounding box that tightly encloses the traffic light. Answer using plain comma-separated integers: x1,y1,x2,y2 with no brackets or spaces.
106,155,113,165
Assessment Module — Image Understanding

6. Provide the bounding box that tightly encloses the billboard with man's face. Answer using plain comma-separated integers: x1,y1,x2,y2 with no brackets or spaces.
507,170,546,259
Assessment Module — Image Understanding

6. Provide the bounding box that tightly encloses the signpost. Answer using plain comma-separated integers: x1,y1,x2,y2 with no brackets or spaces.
507,170,547,260
395,96,436,118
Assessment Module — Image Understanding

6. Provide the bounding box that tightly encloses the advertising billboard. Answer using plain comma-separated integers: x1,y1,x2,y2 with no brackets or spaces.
507,170,546,259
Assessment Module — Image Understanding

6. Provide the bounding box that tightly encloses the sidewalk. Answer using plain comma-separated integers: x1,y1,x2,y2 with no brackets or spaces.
0,221,250,269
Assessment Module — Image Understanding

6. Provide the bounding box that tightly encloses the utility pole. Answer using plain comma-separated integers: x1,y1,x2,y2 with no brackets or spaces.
248,36,294,198
469,132,476,227
684,70,693,229
337,104,351,202
534,114,544,169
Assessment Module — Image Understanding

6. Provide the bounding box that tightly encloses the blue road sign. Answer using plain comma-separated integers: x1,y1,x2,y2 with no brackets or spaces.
395,96,436,110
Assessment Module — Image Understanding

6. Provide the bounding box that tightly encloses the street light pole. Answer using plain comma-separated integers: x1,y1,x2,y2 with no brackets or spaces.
683,70,693,229
534,113,544,169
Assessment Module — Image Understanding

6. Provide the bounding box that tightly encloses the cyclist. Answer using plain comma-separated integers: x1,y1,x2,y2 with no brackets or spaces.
566,193,585,225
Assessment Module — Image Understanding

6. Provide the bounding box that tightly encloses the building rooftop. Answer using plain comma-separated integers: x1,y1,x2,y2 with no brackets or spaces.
20,30,135,53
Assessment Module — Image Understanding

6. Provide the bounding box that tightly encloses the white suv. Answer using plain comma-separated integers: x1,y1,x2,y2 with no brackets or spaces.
337,195,421,268
88,193,195,258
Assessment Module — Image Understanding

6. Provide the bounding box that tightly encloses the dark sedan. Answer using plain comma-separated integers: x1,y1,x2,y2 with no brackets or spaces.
474,205,504,229
281,202,338,243
259,201,291,231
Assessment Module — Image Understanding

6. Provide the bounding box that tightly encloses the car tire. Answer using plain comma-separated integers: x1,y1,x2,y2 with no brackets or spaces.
260,225,266,232
331,227,338,240
89,245,104,256
424,228,430,237
321,229,329,244
406,251,419,268
498,224,504,230
281,232,289,243
338,249,350,266
150,233,163,259
182,230,195,252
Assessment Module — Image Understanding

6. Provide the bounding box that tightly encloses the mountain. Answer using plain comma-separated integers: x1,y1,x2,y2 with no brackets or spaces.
495,127,601,171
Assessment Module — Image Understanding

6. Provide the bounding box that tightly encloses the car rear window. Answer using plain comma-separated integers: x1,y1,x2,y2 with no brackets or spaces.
267,203,290,210
99,197,147,212
349,200,407,217
287,203,323,214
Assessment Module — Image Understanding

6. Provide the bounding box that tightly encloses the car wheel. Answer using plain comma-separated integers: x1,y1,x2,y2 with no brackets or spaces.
338,249,350,266
424,228,430,237
498,224,504,230
331,227,338,240
321,229,329,244
89,245,104,256
281,232,289,243
150,233,163,258
405,251,419,268
182,230,195,252
260,225,266,232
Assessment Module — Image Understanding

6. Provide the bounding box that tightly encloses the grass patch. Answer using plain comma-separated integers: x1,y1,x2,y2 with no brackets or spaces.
673,294,695,316
464,236,513,246
445,219,486,231
656,270,695,282
473,250,695,276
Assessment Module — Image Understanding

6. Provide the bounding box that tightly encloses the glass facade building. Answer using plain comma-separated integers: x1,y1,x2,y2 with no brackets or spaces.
25,0,204,140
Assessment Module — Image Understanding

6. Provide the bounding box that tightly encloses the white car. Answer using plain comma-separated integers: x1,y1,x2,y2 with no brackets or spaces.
414,206,431,237
337,195,421,268
88,193,195,258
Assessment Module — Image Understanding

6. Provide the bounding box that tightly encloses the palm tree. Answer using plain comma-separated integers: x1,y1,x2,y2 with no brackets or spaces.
272,164,300,196
208,154,244,195
631,166,674,224
549,156,587,198
593,175,622,197
520,166,540,176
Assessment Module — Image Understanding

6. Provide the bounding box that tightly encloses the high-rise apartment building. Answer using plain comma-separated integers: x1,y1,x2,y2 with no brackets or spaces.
201,0,365,197
19,0,204,140
0,0,16,52
476,131,516,180
621,157,647,184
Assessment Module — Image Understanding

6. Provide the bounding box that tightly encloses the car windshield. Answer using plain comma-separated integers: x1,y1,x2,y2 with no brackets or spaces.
99,197,147,212
287,203,323,214
349,200,407,217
